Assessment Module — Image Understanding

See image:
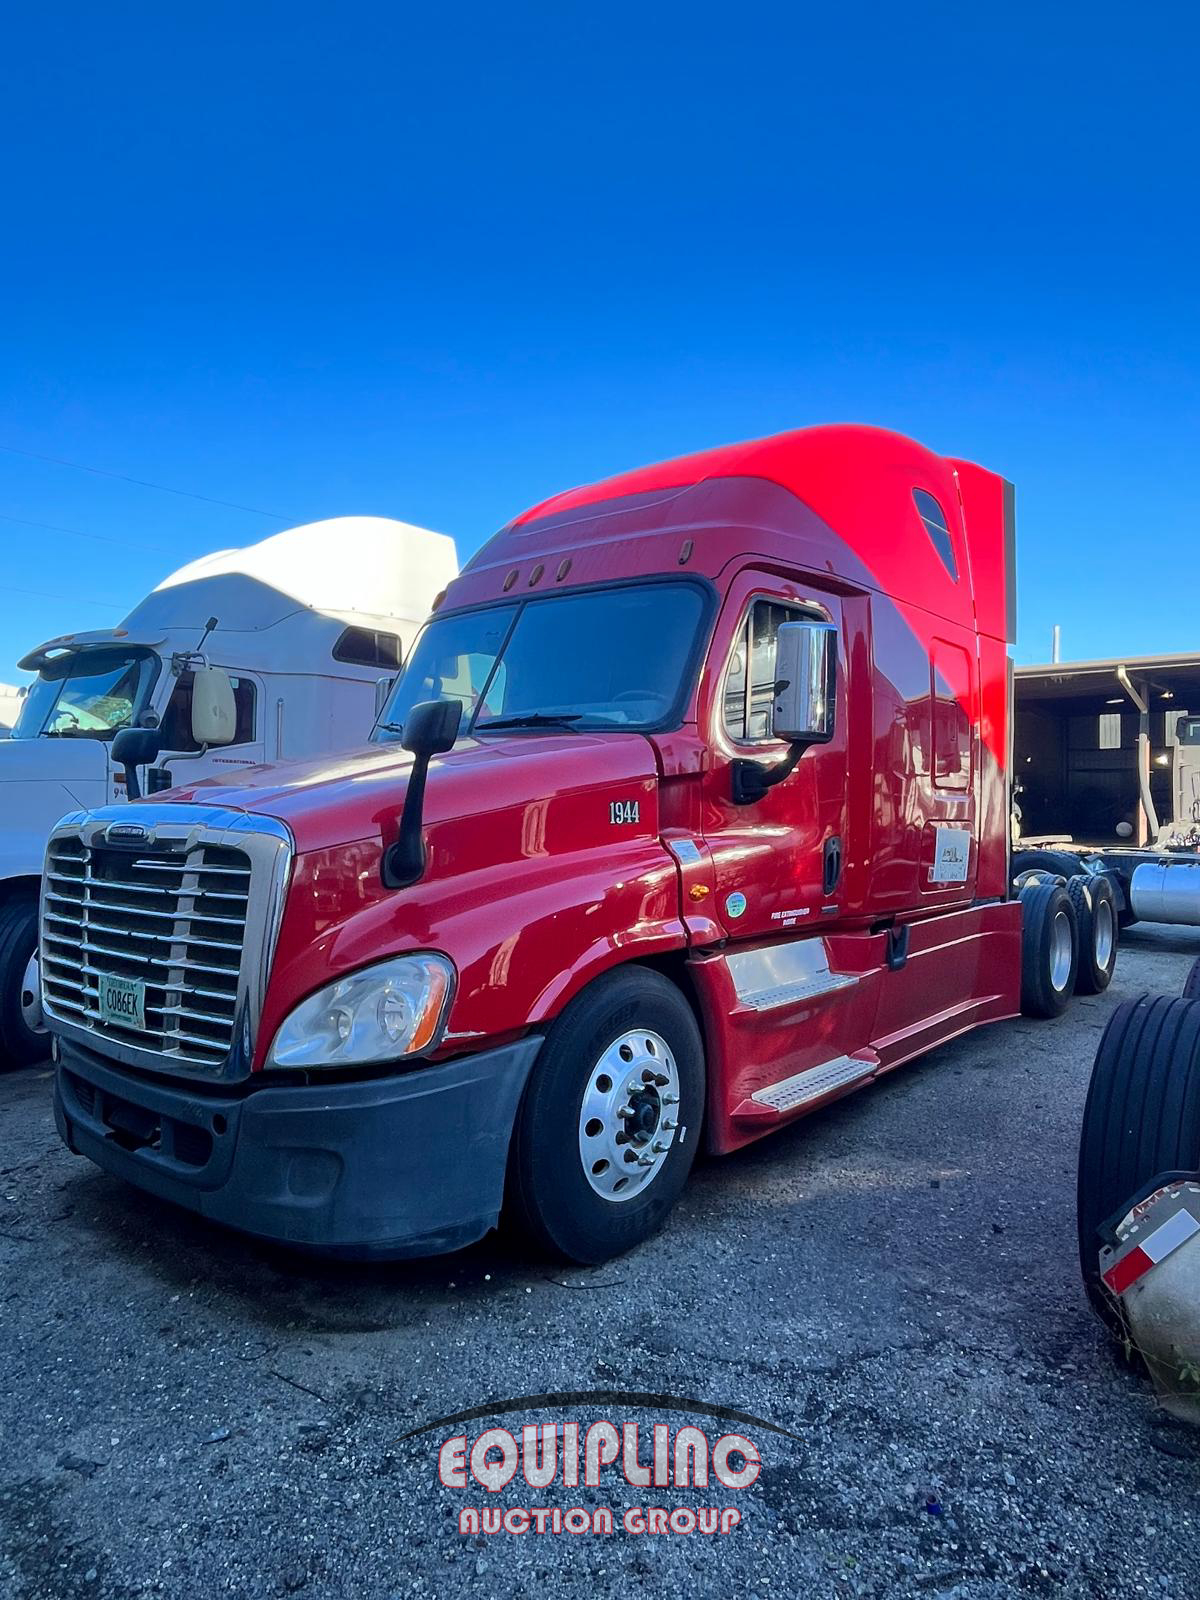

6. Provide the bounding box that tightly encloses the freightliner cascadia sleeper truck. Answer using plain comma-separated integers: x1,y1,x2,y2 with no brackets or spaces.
40,426,1106,1263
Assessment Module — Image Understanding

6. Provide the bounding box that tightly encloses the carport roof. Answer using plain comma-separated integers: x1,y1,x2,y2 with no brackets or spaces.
1016,652,1200,706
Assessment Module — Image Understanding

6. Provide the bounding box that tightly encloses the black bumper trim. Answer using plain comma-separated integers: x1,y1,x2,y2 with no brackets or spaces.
55,1035,543,1258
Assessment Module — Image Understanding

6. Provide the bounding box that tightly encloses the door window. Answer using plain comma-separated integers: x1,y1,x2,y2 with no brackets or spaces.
722,599,811,742
159,673,258,752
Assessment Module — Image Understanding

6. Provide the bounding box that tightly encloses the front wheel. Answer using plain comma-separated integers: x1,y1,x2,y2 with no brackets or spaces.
0,894,48,1068
506,967,705,1264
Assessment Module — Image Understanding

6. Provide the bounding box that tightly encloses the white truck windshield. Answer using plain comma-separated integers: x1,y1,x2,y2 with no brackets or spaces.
12,649,160,740
375,581,708,740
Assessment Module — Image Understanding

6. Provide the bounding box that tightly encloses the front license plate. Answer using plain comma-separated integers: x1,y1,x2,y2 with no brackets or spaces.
98,973,146,1032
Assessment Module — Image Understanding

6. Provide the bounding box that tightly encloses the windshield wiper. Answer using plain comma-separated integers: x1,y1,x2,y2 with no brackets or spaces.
475,712,584,732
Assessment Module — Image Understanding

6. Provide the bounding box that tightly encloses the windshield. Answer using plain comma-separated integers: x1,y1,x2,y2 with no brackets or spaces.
11,649,160,740
374,581,709,740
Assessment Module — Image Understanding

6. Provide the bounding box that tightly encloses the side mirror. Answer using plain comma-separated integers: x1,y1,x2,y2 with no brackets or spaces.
112,726,164,801
190,668,238,747
771,621,837,744
732,620,839,805
382,699,463,888
401,697,463,757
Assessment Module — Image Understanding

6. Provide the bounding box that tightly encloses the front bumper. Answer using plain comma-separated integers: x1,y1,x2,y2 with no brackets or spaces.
54,1035,542,1258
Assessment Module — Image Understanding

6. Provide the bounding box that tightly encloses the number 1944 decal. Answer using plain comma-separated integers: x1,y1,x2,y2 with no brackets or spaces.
609,800,641,825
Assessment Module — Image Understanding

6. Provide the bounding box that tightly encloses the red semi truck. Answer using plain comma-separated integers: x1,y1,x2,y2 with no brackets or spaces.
41,425,1100,1263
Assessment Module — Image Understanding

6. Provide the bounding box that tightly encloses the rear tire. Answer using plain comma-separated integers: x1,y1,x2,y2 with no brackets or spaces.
1068,874,1118,995
1011,848,1084,883
506,967,705,1264
1077,995,1200,1323
1019,880,1078,1018
0,894,47,1068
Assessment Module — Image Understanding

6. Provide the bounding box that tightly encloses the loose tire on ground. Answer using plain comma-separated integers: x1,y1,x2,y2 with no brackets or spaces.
1077,995,1200,1323
1067,874,1118,995
506,966,705,1264
1184,956,1200,1001
0,893,47,1068
1018,880,1078,1018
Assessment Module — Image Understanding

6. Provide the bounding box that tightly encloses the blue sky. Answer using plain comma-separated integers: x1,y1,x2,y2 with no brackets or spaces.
1,2,1196,679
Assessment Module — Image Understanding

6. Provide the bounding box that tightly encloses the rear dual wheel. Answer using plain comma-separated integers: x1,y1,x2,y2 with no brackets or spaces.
506,967,705,1264
1067,875,1118,995
1019,880,1079,1017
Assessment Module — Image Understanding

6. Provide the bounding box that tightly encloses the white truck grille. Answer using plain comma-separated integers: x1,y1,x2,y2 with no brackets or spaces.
41,834,253,1067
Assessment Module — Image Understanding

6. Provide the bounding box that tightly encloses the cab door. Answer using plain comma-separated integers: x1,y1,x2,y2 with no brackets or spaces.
155,669,266,781
698,572,850,943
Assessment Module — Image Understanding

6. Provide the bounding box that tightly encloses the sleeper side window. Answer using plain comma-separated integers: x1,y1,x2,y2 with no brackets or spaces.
722,599,804,743
913,489,958,582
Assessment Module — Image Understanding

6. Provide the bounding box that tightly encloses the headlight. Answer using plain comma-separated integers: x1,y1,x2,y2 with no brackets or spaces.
266,953,455,1069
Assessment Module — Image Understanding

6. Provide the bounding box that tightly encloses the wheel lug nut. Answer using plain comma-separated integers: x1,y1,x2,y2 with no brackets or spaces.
662,1119,677,1130
654,1073,669,1086
637,1154,654,1167
626,1081,640,1095
615,1131,629,1145
652,1140,668,1153
662,1094,679,1106
616,1106,634,1120
624,1149,639,1164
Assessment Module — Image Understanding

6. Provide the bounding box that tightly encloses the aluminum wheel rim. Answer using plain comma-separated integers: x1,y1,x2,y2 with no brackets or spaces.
1050,908,1074,991
1093,899,1115,970
20,950,44,1035
578,1029,680,1203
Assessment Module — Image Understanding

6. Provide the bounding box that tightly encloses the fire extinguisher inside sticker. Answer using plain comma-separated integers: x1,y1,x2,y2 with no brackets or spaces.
930,826,970,884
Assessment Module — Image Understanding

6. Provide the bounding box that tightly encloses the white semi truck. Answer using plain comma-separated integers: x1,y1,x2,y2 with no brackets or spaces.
0,515,457,1065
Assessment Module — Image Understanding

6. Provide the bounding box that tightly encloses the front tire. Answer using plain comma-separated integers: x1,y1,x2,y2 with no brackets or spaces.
506,967,705,1264
0,894,47,1068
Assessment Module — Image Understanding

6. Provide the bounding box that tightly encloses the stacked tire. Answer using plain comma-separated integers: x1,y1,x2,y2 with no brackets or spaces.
1077,995,1200,1324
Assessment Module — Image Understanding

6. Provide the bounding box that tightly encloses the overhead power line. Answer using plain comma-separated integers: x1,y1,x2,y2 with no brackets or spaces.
4,584,123,610
0,441,298,521
0,511,179,555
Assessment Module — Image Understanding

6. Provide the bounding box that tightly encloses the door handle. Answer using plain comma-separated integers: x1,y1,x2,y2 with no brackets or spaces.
823,835,843,896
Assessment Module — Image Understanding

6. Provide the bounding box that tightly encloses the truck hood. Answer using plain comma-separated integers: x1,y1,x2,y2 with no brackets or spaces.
157,732,661,854
0,734,110,786
0,736,112,879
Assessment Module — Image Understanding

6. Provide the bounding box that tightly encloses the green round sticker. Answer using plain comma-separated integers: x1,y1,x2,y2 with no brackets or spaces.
725,891,747,919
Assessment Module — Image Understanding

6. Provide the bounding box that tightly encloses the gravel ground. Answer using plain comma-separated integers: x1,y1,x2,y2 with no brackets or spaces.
2,925,1200,1600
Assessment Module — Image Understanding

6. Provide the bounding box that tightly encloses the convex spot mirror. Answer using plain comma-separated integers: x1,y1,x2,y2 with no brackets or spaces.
190,667,237,747
771,620,838,744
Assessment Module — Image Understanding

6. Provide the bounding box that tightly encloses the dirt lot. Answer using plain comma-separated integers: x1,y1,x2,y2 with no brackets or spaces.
2,927,1199,1600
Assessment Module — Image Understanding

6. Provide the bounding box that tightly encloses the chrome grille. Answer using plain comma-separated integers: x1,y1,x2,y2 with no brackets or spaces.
41,834,252,1067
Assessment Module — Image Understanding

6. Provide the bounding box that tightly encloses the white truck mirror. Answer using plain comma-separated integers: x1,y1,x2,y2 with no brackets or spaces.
190,667,238,747
772,620,837,744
